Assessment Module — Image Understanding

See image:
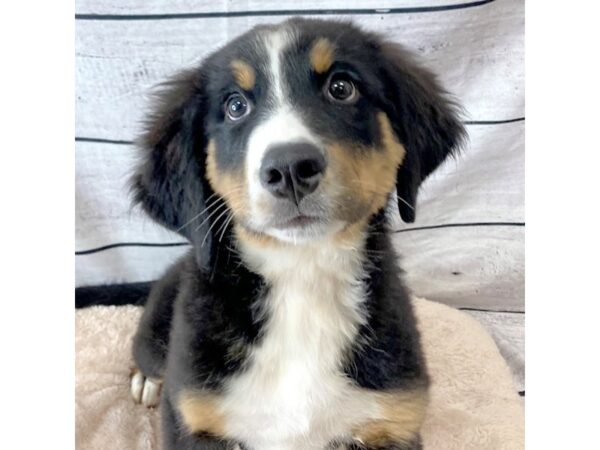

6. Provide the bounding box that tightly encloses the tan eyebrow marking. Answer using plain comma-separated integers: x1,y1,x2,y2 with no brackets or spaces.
230,59,256,90
309,38,336,74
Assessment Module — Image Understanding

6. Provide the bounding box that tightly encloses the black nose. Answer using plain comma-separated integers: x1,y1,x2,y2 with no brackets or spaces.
259,142,327,204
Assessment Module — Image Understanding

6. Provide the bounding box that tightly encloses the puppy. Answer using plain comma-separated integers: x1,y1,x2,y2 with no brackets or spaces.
130,18,464,450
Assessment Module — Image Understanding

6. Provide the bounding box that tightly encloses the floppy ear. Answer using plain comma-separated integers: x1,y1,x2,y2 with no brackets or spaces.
132,69,218,272
379,42,466,222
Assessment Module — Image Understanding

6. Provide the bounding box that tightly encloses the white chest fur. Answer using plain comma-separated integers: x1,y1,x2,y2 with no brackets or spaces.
221,237,382,450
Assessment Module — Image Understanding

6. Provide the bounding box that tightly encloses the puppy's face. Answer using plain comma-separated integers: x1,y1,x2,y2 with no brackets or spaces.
203,23,408,243
134,19,464,265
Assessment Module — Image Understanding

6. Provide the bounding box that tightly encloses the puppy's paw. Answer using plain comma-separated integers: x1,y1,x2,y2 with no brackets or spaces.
130,369,163,408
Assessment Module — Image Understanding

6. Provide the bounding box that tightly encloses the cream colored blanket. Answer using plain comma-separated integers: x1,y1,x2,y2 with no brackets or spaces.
75,298,524,450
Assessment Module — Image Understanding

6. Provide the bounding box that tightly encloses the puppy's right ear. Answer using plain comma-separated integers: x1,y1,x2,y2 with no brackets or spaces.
132,69,217,272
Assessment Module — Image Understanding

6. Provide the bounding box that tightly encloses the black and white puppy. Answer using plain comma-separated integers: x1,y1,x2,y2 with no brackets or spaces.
130,18,464,450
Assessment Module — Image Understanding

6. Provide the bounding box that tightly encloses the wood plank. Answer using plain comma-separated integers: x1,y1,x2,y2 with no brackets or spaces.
75,0,524,140
76,243,190,286
75,141,184,249
394,226,524,311
76,0,488,16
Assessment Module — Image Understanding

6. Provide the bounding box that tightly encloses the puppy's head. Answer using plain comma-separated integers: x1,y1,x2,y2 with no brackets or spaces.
133,19,464,268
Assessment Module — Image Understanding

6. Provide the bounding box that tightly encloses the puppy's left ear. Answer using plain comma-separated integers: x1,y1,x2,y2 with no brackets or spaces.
379,42,466,222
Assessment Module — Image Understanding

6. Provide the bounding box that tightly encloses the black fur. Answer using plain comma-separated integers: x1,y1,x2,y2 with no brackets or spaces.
343,213,427,390
128,18,462,450
131,69,219,272
378,41,465,222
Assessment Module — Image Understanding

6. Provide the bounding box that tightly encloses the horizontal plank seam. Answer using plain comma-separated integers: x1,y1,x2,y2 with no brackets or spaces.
76,241,189,255
75,137,133,145
394,222,525,233
464,117,524,125
75,0,495,21
76,222,525,255
75,117,524,146
460,307,524,314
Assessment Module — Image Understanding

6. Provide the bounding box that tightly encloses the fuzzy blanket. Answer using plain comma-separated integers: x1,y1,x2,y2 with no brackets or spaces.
75,298,524,450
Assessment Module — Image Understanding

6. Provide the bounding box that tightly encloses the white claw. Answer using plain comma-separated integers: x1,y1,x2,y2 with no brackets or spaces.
130,370,162,408
141,377,162,408
130,370,145,404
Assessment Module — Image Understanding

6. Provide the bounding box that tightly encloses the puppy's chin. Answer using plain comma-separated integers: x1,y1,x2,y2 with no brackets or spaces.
239,214,347,245
264,219,346,244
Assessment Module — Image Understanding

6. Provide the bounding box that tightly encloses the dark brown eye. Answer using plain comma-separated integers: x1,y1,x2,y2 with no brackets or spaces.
225,93,251,121
326,74,357,103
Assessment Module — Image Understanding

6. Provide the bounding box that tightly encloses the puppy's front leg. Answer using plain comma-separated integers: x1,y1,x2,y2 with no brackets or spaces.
131,258,185,407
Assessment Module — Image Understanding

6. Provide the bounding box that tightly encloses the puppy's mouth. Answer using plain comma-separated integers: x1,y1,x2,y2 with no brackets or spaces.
272,214,324,229
242,190,348,242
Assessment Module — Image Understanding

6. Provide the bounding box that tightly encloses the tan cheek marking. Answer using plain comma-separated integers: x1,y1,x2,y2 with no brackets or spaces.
378,112,407,168
230,59,256,91
326,112,406,218
176,390,227,437
353,388,428,447
309,38,335,74
333,218,369,246
205,140,248,218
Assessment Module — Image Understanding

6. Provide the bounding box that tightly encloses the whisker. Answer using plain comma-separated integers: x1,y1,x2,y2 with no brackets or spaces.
201,207,233,247
177,187,244,233
201,190,222,207
214,210,233,242
201,187,243,214
176,198,223,233
175,199,220,232
192,187,243,232
207,184,242,201
193,200,230,233
176,207,214,233
219,212,236,242
394,195,414,210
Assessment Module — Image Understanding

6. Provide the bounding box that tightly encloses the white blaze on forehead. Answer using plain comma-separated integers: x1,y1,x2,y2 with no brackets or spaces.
246,27,322,208
264,27,295,107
